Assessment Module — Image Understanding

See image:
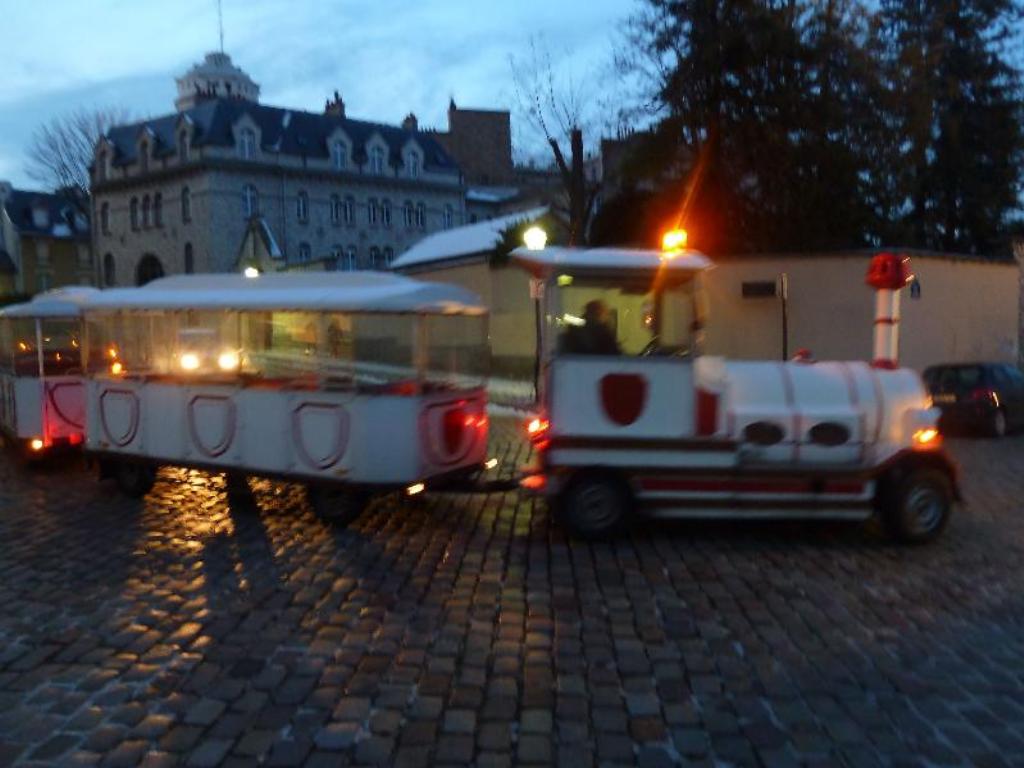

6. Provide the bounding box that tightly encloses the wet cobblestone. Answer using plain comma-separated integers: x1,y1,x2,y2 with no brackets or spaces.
0,420,1022,766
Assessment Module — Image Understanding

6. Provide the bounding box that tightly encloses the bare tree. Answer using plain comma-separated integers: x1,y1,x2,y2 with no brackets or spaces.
25,106,131,211
511,37,599,246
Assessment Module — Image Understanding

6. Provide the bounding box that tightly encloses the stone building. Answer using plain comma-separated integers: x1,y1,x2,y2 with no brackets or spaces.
0,182,93,300
91,53,466,286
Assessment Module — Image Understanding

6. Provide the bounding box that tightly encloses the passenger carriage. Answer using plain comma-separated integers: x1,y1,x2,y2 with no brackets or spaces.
81,272,489,521
514,243,957,543
0,288,96,455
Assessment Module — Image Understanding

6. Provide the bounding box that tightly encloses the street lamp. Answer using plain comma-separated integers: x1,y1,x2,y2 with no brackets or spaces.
523,226,548,251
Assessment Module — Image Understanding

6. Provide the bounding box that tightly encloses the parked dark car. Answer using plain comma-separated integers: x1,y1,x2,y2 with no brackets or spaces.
923,363,1024,437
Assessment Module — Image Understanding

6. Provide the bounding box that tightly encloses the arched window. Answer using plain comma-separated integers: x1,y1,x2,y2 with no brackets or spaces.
141,195,151,228
239,127,257,159
368,198,379,226
343,196,355,225
443,204,454,229
369,145,386,175
184,243,194,274
296,191,309,222
100,202,110,235
153,193,163,227
103,253,116,286
415,202,426,229
330,195,341,224
403,200,414,228
130,197,139,230
369,246,382,269
332,140,348,170
383,246,394,267
242,185,258,219
381,199,392,228
178,131,190,162
345,245,357,271
298,242,312,262
135,254,165,286
181,186,192,223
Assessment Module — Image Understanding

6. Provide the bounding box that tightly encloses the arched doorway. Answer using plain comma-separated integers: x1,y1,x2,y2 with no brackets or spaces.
136,254,165,286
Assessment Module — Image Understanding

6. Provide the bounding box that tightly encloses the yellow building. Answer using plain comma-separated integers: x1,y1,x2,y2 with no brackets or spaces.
394,227,1020,376
0,184,94,301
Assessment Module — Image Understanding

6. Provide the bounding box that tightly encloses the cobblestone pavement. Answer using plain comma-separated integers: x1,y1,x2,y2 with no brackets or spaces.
0,419,1022,767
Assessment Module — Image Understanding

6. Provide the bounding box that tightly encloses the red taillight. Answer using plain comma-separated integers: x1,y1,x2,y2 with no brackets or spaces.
526,417,549,440
968,387,997,404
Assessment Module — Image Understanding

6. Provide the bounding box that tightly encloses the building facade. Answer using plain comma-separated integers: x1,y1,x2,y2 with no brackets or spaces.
0,182,93,300
91,53,466,286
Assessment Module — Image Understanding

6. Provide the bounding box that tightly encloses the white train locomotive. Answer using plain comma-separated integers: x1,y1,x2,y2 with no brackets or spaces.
515,244,957,543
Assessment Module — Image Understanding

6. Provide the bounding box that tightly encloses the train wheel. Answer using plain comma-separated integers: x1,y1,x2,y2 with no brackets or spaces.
114,462,157,498
308,485,370,527
882,468,952,544
558,472,630,539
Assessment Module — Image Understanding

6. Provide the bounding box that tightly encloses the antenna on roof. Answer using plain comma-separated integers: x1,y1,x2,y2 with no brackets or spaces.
217,0,225,53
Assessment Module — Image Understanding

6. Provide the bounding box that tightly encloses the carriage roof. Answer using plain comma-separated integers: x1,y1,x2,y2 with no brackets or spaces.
0,287,99,319
82,272,487,315
511,246,713,279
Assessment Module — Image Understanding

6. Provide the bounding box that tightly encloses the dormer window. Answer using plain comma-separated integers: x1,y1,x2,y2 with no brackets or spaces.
96,150,108,182
369,145,386,175
332,140,348,171
239,128,257,160
296,191,309,222
406,152,421,179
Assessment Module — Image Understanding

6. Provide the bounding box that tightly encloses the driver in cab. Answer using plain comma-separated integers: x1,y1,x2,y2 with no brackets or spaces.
560,299,621,356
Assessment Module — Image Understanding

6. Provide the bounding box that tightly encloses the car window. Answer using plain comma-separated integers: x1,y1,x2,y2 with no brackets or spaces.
1002,365,1024,387
932,365,984,393
991,366,1011,389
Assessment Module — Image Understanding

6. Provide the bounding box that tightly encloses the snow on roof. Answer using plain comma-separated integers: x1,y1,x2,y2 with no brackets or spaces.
511,246,713,278
82,272,486,315
392,207,549,270
0,287,99,318
466,186,521,204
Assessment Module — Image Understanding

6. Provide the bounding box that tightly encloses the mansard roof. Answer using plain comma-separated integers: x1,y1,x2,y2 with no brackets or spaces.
103,99,460,174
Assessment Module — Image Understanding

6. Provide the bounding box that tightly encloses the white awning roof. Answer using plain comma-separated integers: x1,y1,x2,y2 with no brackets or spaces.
0,287,99,318
392,206,548,270
511,246,713,278
82,272,487,315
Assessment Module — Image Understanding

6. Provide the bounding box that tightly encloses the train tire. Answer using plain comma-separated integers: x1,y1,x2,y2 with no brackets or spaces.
882,467,952,544
308,485,370,527
557,471,631,539
114,462,157,498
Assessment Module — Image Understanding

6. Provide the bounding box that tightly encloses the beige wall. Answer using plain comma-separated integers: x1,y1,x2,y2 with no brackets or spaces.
402,253,1020,377
705,255,1018,370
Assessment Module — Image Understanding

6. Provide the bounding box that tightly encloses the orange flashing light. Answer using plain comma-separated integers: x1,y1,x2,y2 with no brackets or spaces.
661,228,688,252
110,361,124,376
913,428,941,449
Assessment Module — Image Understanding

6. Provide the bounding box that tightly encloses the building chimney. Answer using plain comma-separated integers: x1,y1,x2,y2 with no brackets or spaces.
865,252,913,369
325,90,346,118
402,113,418,132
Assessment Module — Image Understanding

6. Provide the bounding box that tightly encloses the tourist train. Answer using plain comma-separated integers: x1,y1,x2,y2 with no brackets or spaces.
0,246,956,542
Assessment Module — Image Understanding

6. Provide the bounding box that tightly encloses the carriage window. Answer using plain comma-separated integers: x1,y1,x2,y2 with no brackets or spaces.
0,319,11,373
424,314,488,389
39,319,82,375
350,314,416,386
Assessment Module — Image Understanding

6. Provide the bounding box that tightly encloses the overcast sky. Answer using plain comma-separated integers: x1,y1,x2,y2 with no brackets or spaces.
0,0,633,189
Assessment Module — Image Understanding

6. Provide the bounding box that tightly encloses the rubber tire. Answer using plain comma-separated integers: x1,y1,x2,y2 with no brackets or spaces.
989,409,1007,438
557,472,631,539
114,462,157,498
882,467,953,544
308,485,371,527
